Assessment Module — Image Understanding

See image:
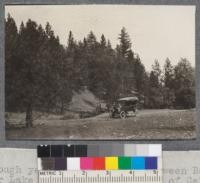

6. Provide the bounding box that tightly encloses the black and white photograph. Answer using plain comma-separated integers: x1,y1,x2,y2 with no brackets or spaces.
5,5,196,140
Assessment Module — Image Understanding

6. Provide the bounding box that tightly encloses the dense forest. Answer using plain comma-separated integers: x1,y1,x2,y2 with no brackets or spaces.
5,14,195,127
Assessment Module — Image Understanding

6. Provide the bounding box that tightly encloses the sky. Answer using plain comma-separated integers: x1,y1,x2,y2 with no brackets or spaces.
5,5,195,71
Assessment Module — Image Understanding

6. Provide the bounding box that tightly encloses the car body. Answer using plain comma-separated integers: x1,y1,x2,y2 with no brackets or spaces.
109,97,138,119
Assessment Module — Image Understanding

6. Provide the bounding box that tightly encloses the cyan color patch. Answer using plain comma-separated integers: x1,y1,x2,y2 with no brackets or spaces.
131,157,145,170
145,157,157,169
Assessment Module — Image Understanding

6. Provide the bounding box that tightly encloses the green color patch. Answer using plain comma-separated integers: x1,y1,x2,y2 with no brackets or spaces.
118,157,132,170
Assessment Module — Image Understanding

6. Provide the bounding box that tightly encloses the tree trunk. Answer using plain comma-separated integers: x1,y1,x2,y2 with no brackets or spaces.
26,104,33,127
60,100,64,115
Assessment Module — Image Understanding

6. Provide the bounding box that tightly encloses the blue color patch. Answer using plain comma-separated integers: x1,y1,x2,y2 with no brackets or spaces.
145,157,157,169
131,157,145,170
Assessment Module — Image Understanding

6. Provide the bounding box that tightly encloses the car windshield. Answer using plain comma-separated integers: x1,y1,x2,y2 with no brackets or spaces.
117,100,125,106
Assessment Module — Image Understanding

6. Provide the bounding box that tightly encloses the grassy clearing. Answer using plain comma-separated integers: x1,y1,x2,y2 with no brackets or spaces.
6,109,196,140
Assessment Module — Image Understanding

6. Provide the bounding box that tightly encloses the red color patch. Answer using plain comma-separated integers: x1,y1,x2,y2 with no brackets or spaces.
93,157,105,170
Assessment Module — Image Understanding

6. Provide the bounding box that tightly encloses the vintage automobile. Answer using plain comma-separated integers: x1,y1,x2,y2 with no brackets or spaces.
109,97,138,119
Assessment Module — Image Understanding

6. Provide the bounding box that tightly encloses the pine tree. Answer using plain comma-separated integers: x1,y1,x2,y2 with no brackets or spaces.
152,59,161,81
100,34,106,48
163,58,174,88
67,30,75,50
107,40,112,49
15,19,41,127
148,60,163,108
45,22,54,38
87,31,97,49
133,55,146,94
174,58,195,108
5,14,19,112
163,58,175,108
118,27,132,58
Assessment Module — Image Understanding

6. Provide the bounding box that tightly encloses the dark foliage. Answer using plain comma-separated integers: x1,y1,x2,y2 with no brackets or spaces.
5,15,195,126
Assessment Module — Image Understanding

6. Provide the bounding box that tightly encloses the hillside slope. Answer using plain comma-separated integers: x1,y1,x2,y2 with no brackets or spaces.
68,89,99,112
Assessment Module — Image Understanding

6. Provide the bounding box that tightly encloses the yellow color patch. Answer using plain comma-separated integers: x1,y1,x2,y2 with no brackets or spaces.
105,157,118,170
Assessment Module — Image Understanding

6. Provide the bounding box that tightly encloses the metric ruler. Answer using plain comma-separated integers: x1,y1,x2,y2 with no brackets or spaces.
38,144,162,183
39,170,162,183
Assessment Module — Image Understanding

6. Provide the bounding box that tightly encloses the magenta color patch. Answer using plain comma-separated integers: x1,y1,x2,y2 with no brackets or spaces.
80,157,93,170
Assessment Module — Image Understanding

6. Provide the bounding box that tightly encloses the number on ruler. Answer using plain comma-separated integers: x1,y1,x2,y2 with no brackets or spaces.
39,170,162,183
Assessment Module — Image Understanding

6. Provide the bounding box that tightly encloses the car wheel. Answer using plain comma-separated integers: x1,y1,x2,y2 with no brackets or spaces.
120,111,126,119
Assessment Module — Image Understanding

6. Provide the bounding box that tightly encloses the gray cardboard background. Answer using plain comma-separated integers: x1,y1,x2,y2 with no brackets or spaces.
0,0,199,150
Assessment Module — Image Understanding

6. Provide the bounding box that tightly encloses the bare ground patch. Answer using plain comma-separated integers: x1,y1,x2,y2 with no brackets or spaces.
6,109,196,140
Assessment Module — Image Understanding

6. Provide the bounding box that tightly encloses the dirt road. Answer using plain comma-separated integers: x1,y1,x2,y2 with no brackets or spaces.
6,109,196,140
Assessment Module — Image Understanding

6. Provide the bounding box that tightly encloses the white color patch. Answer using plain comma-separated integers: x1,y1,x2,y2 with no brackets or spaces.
37,158,42,170
149,144,162,156
67,157,80,170
135,144,149,156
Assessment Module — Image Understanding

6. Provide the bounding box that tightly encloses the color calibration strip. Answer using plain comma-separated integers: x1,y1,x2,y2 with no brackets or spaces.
37,144,162,157
37,144,162,171
38,156,159,171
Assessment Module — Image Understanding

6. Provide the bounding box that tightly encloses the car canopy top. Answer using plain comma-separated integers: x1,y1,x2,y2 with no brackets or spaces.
117,97,138,102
